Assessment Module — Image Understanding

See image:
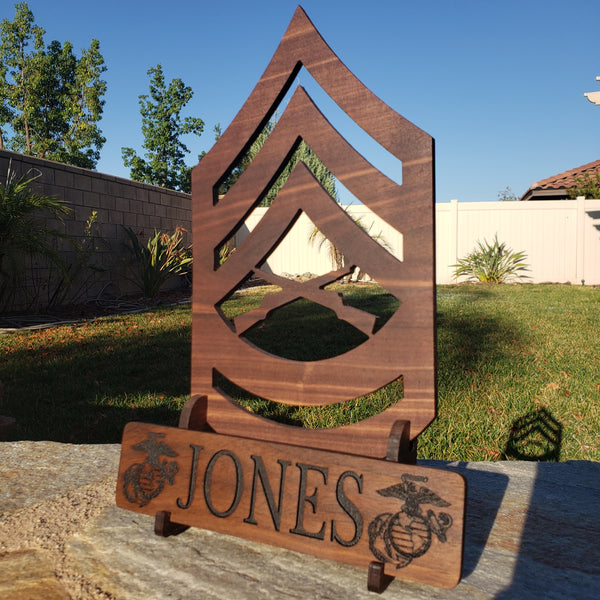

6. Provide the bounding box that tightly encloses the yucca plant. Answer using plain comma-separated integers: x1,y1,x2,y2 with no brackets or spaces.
0,162,71,308
308,209,393,278
123,226,192,297
453,235,528,283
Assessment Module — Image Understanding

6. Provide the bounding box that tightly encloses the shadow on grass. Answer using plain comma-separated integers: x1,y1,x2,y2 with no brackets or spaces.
215,371,305,427
225,289,402,426
241,299,368,361
501,406,562,461
1,287,404,442
436,297,531,377
240,288,399,360
1,318,191,444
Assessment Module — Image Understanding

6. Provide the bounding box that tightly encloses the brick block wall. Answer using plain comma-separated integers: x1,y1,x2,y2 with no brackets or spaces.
0,150,192,313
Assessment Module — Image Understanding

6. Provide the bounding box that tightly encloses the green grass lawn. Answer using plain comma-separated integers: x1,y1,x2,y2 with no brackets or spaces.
1,284,598,462
428,285,599,461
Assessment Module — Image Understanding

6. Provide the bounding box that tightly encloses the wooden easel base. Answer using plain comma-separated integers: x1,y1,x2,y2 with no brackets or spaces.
114,396,464,593
152,396,421,594
366,419,416,593
368,561,395,594
154,510,188,537
153,396,209,537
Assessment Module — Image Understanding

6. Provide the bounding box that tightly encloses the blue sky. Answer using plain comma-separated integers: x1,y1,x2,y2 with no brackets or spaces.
7,0,600,203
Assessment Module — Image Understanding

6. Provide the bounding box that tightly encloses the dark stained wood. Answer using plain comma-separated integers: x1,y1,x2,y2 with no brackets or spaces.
189,5,436,459
385,420,417,465
117,422,465,589
154,510,188,537
178,395,210,431
368,561,394,594
116,7,459,592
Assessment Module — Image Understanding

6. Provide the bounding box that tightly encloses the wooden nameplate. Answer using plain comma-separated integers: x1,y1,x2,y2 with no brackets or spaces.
117,420,465,590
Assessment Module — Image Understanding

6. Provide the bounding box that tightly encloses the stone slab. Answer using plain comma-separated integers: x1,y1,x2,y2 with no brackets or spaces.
64,459,600,600
0,443,599,599
0,442,121,515
0,550,70,600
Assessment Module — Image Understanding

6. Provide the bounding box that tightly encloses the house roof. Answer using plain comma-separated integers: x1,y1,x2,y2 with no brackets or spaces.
520,159,600,201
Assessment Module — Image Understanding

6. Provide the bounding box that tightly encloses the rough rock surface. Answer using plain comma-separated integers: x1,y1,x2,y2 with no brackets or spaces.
1,442,599,599
0,443,121,599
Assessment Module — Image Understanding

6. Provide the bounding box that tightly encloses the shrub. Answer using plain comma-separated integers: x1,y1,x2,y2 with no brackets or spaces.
0,161,71,310
49,210,110,307
123,226,192,297
568,171,600,199
453,235,528,283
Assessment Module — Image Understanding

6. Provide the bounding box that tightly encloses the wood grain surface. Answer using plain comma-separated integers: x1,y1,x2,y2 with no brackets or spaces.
189,6,436,458
117,422,465,589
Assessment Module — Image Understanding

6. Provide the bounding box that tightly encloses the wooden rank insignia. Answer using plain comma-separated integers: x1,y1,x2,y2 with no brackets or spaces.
188,5,437,459
117,5,465,593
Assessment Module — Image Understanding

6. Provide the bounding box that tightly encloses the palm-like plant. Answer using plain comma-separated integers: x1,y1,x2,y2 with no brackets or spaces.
122,226,192,298
0,162,71,305
308,208,393,279
453,235,528,283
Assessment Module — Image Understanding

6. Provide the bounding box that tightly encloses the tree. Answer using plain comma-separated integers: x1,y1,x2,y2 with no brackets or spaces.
0,2,107,168
0,2,44,153
219,119,338,205
498,186,518,201
568,172,600,199
122,64,204,192
268,138,337,205
52,38,107,168
0,58,11,149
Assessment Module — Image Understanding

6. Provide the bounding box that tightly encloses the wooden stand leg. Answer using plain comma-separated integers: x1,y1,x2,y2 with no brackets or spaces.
152,396,211,538
386,420,417,464
368,561,394,594
178,395,211,431
154,511,188,537
151,397,211,539
366,420,417,593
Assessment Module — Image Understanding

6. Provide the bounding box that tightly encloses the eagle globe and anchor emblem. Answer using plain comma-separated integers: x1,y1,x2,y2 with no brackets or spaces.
368,473,453,569
122,432,179,507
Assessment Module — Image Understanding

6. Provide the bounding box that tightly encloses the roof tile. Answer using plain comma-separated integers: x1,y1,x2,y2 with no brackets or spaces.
529,159,600,191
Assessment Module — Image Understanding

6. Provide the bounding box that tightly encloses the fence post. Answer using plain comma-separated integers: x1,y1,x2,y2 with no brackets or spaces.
449,199,459,272
576,196,586,285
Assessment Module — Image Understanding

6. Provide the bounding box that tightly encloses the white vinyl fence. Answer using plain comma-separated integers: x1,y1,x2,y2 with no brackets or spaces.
236,205,403,280
235,198,600,285
436,198,600,284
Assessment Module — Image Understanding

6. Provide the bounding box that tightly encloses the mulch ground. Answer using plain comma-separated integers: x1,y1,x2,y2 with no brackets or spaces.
0,288,192,331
